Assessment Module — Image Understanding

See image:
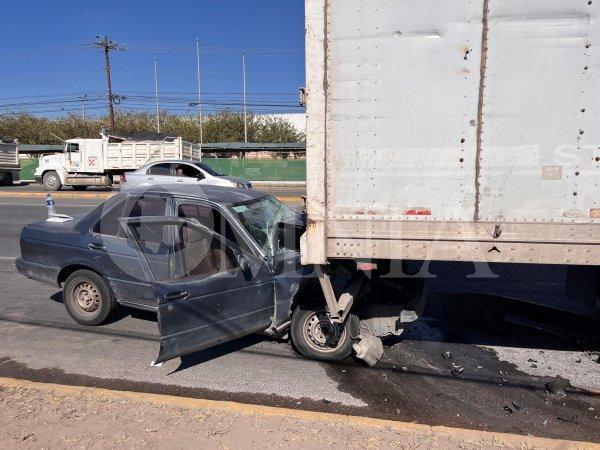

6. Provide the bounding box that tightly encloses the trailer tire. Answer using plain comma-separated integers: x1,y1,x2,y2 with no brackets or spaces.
43,171,62,191
290,306,356,362
63,270,117,326
72,185,87,191
0,172,12,186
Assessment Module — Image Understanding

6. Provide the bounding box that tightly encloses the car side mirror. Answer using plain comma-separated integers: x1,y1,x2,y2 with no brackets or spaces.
237,253,251,272
197,174,205,180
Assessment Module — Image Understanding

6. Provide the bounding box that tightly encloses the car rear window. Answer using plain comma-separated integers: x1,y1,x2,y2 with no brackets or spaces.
147,163,171,176
93,196,168,237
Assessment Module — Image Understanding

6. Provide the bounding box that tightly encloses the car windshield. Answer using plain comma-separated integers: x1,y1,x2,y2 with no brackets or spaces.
197,162,224,177
230,196,297,256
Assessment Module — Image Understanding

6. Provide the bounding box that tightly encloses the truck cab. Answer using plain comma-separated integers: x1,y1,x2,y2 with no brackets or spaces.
35,138,110,191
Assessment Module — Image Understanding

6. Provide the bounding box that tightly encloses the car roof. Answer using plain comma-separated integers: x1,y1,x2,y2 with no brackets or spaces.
124,184,268,206
140,159,198,168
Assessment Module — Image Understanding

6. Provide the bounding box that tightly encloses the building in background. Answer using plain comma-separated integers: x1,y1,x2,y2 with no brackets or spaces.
260,113,306,135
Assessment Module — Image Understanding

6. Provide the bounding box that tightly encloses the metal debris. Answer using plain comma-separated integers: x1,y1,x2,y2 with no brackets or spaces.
451,364,464,377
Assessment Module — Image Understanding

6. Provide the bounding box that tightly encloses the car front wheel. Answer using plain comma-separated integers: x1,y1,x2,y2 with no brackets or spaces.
63,270,117,325
290,306,356,361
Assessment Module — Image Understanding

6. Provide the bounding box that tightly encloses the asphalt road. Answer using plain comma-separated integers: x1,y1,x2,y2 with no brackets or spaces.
0,193,598,442
8,181,307,198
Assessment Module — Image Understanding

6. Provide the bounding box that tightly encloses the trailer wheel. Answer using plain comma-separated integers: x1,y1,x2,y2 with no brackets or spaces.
0,172,12,186
290,306,356,361
72,185,87,191
63,270,117,326
43,171,62,191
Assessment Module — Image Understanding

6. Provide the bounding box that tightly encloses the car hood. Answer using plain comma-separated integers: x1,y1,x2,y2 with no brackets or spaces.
219,175,252,187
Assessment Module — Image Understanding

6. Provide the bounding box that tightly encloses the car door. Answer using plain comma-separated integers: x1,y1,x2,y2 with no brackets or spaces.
119,216,275,364
143,162,174,187
87,194,171,310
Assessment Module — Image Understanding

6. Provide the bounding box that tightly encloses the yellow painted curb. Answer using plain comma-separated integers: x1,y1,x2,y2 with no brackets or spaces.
0,191,113,199
0,376,595,449
0,191,300,203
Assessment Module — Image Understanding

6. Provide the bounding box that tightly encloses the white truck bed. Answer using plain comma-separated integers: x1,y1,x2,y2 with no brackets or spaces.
303,0,600,266
0,141,19,169
104,137,201,170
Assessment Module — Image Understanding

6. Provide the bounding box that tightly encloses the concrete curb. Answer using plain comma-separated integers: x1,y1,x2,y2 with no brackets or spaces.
0,191,301,203
21,180,307,187
0,376,595,449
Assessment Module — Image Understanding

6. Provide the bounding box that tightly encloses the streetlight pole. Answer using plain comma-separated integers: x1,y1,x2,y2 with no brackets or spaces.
79,94,87,121
154,57,160,133
195,38,203,147
242,51,248,143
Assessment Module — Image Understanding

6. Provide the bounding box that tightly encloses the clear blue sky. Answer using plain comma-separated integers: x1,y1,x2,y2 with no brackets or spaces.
0,0,305,117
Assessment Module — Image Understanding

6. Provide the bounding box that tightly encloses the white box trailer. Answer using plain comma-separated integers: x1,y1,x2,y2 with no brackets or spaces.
0,139,20,185
303,0,600,268
35,132,201,190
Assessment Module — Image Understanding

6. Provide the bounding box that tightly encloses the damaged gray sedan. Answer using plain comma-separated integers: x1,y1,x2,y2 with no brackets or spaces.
17,185,424,366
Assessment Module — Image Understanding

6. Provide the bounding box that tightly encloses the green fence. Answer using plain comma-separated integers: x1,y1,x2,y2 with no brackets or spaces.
18,158,307,182
20,159,38,180
202,158,306,182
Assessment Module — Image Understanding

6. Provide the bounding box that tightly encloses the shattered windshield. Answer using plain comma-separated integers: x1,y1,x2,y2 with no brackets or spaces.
230,196,297,256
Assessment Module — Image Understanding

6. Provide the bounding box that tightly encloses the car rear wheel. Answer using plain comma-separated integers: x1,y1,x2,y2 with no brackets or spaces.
63,270,117,326
43,171,62,191
290,306,356,361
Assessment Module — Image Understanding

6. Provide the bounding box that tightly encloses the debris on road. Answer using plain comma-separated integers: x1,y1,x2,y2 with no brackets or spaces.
503,405,513,414
442,351,453,360
545,379,568,398
511,401,522,411
450,364,464,377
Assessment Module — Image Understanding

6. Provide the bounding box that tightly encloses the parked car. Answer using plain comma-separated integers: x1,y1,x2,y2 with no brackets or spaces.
120,160,252,192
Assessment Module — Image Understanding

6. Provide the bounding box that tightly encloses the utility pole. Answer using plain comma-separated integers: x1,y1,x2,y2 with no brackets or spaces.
242,52,248,143
88,36,124,131
195,38,203,147
154,57,160,133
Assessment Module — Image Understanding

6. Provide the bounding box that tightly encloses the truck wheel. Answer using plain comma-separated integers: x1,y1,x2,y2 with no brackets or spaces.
63,270,117,326
290,306,355,361
72,185,87,191
43,171,62,191
0,172,13,186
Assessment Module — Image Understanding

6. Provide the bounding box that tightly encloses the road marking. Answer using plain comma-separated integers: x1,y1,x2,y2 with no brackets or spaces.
0,376,595,448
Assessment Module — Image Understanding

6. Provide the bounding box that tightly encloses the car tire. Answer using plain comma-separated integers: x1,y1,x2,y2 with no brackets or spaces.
72,185,87,191
290,305,356,362
63,270,117,326
43,171,62,191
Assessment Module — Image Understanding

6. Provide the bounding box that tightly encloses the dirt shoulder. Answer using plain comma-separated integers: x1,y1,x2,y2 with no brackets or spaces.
0,377,596,449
